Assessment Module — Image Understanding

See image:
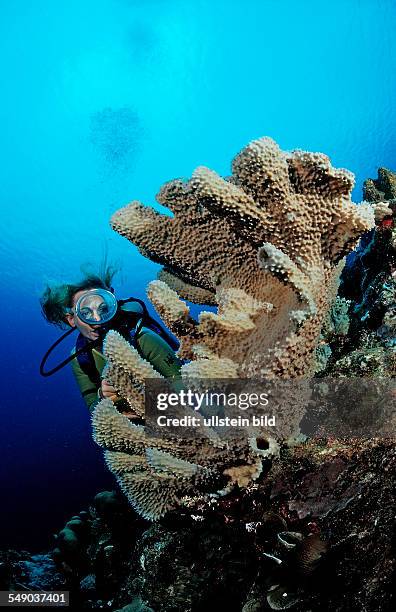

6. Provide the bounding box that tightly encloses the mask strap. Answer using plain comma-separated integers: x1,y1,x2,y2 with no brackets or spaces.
39,327,101,377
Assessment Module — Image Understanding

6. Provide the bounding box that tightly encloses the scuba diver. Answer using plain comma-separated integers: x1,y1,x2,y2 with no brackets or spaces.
40,266,183,416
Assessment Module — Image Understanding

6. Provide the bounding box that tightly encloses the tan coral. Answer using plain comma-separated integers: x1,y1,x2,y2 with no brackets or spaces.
223,461,262,489
158,269,217,305
101,331,162,416
92,399,267,519
92,136,374,519
93,336,274,520
112,137,373,379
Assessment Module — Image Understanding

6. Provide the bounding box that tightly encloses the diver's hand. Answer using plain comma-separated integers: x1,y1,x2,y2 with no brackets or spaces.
100,380,119,402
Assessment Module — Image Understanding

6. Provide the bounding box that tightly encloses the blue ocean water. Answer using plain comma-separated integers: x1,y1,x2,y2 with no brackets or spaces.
0,0,395,551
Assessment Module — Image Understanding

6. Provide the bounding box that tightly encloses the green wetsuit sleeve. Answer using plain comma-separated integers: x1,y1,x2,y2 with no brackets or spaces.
70,355,99,412
136,327,183,379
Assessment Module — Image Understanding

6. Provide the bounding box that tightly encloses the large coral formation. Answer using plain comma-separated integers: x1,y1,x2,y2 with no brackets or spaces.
92,137,375,520
92,388,265,520
111,137,373,379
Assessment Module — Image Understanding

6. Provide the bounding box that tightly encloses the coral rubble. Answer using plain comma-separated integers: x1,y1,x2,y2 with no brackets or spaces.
92,137,376,520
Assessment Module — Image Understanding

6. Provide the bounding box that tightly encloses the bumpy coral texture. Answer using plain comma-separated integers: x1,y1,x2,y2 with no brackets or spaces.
92,137,374,520
93,331,268,520
111,137,373,378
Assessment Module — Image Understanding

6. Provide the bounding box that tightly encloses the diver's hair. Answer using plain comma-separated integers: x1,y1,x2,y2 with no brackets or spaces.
40,263,119,329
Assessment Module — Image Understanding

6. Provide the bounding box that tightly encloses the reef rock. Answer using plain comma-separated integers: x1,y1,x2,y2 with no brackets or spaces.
341,167,396,304
328,167,396,377
3,440,395,611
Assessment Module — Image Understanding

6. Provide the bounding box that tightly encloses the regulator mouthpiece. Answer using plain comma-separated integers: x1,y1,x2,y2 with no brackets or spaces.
75,288,118,326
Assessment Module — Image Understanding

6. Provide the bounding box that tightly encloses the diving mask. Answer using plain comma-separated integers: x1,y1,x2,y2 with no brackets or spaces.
74,288,118,326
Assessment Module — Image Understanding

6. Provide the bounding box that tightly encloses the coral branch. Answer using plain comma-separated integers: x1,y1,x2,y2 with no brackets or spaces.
92,136,374,519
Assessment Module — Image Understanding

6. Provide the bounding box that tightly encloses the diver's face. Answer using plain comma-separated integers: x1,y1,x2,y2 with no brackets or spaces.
65,289,104,340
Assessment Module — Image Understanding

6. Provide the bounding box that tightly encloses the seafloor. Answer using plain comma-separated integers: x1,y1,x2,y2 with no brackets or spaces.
1,439,394,611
